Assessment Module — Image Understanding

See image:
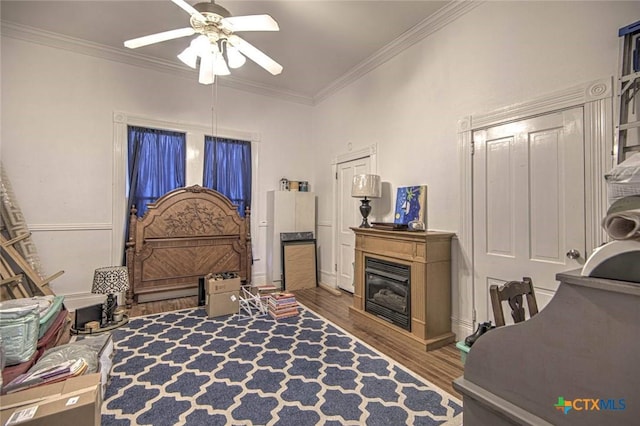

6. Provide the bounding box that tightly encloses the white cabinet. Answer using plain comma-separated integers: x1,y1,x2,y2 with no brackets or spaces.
266,191,316,287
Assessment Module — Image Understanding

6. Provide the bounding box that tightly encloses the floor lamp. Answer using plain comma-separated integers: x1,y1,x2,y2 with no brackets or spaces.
351,174,382,228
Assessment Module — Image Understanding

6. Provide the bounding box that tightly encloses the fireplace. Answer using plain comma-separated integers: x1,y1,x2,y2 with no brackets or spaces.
350,227,455,351
365,257,410,330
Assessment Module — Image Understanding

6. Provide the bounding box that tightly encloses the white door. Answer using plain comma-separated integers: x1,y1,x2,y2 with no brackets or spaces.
473,107,586,324
336,157,370,292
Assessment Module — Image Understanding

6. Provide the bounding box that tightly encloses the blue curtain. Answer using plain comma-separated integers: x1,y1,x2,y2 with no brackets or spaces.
127,126,186,217
203,137,251,216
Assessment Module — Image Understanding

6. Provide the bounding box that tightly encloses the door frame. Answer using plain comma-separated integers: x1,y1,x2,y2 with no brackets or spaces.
329,144,378,289
455,77,613,339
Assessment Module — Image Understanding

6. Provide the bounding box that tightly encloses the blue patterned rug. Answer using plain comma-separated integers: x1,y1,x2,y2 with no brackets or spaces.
102,306,462,425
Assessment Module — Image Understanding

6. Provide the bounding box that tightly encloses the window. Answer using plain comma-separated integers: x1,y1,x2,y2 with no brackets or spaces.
203,136,251,216
127,126,186,217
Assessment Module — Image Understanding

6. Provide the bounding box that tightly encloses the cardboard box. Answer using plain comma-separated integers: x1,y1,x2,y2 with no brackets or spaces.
1,373,101,426
206,277,241,295
206,290,239,318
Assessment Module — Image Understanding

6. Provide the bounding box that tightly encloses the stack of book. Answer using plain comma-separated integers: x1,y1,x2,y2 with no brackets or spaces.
268,292,299,319
3,358,88,394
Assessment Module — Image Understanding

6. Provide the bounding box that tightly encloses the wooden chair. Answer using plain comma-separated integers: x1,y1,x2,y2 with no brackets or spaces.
489,277,539,327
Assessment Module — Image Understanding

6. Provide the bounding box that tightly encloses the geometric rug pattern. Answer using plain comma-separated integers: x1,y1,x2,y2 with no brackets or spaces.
102,306,462,425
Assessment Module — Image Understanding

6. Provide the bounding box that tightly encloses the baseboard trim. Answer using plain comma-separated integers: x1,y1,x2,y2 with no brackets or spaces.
452,316,474,343
318,282,343,296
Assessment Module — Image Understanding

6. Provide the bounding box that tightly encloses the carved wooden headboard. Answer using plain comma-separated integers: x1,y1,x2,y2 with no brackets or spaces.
125,185,251,307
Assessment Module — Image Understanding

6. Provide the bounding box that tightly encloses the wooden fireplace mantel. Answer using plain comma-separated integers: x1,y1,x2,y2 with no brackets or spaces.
350,227,455,351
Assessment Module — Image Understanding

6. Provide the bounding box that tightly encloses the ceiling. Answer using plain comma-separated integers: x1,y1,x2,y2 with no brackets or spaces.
1,0,450,103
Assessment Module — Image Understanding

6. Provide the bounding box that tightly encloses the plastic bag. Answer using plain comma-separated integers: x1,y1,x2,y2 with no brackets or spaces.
29,338,103,375
605,152,640,184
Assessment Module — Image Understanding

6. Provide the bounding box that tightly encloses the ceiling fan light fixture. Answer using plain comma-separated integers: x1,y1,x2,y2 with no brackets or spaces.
213,50,231,75
193,35,212,56
124,0,282,84
198,51,215,84
177,45,198,68
226,45,246,69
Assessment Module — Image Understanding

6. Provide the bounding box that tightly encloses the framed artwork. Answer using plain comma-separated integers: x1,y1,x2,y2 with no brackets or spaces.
394,185,427,225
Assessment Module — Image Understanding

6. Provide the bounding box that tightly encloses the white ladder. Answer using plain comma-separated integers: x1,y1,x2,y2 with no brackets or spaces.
615,20,640,164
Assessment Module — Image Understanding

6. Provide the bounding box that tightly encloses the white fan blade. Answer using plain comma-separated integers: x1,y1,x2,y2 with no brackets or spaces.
171,0,207,21
228,35,282,75
221,15,279,32
124,27,195,49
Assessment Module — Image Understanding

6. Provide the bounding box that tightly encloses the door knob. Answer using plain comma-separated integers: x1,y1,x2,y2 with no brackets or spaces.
566,249,581,260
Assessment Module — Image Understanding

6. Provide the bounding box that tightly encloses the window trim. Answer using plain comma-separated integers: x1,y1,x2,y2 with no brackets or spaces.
112,111,260,266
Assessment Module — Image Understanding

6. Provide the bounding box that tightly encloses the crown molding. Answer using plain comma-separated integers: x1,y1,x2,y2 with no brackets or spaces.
0,20,314,106
313,0,482,104
470,76,612,130
2,2,478,107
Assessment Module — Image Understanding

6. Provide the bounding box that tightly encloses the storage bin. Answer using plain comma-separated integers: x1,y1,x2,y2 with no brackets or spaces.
456,341,470,365
38,296,65,339
0,303,40,366
36,309,69,359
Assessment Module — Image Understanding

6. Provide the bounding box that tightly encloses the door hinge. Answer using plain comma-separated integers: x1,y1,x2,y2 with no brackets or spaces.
335,263,338,272
471,142,475,156
335,172,338,180
472,309,477,322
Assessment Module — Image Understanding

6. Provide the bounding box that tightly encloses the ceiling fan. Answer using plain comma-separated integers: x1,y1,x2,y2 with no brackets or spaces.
124,0,283,84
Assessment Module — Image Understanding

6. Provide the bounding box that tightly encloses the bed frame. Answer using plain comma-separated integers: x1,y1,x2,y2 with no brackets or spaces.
125,185,251,307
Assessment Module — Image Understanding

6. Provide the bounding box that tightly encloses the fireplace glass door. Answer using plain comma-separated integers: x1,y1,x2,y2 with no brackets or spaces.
364,257,411,330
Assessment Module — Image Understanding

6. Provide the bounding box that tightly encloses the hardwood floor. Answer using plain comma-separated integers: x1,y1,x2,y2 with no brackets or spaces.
127,286,465,398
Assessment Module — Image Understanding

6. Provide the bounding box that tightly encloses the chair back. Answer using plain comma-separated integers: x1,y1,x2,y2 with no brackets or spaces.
489,277,539,327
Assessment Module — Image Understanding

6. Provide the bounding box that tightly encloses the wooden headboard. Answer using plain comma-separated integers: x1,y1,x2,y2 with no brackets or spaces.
125,185,251,307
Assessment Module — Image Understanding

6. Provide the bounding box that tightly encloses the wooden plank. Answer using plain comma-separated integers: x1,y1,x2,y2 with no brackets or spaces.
0,234,60,296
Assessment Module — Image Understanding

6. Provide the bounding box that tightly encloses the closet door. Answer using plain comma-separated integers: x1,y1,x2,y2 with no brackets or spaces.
472,108,586,323
336,157,370,293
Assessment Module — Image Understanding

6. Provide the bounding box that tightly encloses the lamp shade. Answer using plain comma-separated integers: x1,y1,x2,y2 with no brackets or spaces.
92,266,129,294
351,174,381,198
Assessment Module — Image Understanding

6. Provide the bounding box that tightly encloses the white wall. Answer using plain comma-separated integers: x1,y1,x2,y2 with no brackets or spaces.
1,35,312,295
2,1,637,333
310,1,638,337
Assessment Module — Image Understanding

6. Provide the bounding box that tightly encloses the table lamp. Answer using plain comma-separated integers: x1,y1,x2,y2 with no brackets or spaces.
92,266,129,325
351,174,382,228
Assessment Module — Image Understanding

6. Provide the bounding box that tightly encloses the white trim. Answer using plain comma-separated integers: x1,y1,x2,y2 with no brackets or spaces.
29,223,112,232
0,21,314,106
111,111,261,268
331,144,378,166
456,117,475,332
451,317,474,345
314,1,482,103
471,78,612,130
317,221,332,228
1,1,478,106
113,111,259,142
583,97,613,254
457,77,613,330
331,144,378,288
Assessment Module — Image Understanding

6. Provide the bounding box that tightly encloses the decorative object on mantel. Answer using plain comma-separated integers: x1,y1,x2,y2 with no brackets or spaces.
123,0,283,85
91,266,129,327
407,220,425,231
371,222,408,231
394,185,427,231
351,174,382,228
